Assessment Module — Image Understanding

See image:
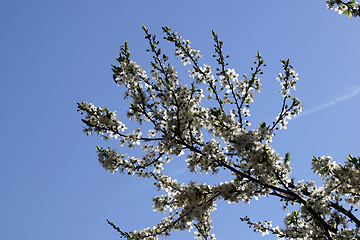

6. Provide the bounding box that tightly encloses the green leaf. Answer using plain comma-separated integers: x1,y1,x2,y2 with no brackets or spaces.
142,24,148,33
285,152,291,163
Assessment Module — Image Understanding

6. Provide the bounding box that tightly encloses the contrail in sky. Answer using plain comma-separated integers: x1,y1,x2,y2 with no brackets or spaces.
296,86,360,119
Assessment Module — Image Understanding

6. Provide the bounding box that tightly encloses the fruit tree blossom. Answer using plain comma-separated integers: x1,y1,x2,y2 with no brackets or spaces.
326,0,360,17
78,25,360,239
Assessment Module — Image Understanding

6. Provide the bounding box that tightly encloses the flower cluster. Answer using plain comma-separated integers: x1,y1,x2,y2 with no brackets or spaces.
326,0,360,17
79,25,359,240
271,59,303,130
77,102,127,139
312,154,360,206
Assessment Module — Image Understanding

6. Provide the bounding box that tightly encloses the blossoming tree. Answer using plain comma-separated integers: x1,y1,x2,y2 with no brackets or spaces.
78,24,360,239
327,0,360,17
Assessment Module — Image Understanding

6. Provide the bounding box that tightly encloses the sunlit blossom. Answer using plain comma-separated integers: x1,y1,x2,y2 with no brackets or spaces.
78,25,359,240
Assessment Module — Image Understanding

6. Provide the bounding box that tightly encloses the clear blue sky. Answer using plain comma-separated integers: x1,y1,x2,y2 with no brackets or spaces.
1,1,359,239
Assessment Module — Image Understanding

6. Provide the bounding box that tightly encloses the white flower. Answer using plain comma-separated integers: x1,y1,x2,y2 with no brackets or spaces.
242,108,250,117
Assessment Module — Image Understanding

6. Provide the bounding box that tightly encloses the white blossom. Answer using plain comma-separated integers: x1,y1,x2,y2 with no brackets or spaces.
78,26,360,240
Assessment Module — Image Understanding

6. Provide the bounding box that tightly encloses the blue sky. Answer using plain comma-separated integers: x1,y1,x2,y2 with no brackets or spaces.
1,1,359,239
